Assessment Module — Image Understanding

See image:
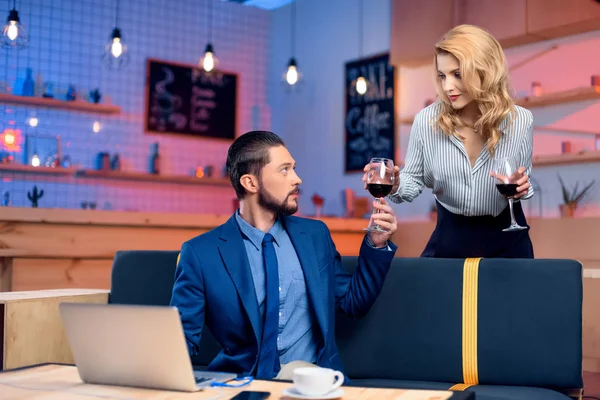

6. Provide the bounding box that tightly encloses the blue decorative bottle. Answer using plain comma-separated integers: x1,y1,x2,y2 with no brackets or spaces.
149,143,160,174
22,68,34,96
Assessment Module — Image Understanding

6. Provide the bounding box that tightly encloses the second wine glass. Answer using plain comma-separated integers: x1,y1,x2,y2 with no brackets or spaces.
364,157,395,232
493,156,527,232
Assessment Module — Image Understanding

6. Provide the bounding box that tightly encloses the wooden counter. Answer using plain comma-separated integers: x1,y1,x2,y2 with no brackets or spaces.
2,208,600,291
0,207,370,292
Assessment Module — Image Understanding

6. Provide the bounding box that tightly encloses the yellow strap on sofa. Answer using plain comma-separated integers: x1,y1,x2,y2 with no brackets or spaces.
462,257,481,385
176,252,180,266
449,383,475,391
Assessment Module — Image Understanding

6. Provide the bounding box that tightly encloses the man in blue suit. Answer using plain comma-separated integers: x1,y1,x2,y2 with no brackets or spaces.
170,130,398,380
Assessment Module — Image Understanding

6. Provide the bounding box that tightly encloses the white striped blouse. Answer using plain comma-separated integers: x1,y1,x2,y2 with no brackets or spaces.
389,101,534,217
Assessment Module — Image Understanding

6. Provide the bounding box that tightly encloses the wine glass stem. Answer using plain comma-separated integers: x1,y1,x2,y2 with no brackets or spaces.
508,198,517,226
373,198,382,229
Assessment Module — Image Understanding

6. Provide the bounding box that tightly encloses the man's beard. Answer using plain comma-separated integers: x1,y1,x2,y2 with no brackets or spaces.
258,185,299,216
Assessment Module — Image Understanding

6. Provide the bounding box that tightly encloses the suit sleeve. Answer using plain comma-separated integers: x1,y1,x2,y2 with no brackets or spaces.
170,241,206,356
323,222,397,318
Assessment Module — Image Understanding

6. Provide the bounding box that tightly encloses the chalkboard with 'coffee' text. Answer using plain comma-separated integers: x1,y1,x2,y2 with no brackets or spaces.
344,53,395,173
145,58,237,140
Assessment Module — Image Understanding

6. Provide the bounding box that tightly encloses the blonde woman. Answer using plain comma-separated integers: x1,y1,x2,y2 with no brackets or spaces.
363,24,534,258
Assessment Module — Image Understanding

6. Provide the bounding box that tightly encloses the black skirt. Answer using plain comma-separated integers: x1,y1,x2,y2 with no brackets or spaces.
421,200,534,258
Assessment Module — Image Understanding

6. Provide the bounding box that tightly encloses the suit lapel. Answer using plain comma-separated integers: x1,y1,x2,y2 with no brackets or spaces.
218,216,262,344
283,217,329,339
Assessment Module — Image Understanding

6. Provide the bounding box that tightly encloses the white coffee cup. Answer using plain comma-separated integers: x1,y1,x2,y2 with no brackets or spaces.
292,367,344,396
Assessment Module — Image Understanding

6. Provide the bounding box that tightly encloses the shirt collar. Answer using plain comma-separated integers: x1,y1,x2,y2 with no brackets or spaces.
235,210,285,250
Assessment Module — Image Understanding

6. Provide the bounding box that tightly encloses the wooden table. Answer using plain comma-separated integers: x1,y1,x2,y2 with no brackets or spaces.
0,364,473,400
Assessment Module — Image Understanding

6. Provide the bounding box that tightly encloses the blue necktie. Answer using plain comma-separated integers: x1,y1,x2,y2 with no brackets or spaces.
256,233,281,379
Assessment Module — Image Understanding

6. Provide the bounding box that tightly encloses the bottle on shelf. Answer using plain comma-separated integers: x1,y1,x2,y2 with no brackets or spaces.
34,73,44,97
149,142,160,174
22,68,34,96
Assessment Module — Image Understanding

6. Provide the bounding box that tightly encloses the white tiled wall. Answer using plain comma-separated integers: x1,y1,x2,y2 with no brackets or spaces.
0,0,270,213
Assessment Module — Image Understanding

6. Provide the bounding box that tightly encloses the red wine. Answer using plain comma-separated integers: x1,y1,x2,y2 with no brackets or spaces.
367,183,393,198
496,183,518,197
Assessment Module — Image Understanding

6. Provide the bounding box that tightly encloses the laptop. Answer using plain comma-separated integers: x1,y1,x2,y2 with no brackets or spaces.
59,303,237,392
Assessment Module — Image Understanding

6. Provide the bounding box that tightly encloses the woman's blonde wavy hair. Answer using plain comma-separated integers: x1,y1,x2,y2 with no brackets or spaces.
434,24,515,156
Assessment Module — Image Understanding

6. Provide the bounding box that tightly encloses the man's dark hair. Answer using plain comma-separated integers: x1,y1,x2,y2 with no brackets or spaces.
226,130,285,200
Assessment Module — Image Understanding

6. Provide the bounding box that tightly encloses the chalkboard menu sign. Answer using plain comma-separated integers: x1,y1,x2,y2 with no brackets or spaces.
145,58,237,140
344,53,395,173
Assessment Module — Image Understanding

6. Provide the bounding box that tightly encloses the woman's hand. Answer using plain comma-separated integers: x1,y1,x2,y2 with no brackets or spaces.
490,166,530,199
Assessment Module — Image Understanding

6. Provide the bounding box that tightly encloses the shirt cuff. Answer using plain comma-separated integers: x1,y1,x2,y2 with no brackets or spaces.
365,234,392,251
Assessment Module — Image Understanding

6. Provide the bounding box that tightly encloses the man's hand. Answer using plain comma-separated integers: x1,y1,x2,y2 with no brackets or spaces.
368,198,398,248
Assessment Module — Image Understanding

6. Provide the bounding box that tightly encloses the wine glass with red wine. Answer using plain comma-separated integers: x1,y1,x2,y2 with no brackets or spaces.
364,157,395,232
493,156,527,232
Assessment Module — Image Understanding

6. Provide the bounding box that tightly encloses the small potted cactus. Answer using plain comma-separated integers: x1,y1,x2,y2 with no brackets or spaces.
27,185,44,208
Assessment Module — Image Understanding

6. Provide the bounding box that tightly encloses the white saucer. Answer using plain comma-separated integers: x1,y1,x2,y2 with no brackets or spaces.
282,387,344,399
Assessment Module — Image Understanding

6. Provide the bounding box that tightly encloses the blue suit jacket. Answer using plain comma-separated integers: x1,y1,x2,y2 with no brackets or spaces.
170,214,397,376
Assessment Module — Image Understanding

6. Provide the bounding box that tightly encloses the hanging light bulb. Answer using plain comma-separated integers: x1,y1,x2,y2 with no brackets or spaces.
353,0,367,96
282,1,301,91
28,117,38,127
199,43,218,73
7,19,17,40
2,1,28,49
356,76,367,95
31,153,40,167
111,36,122,58
286,64,298,86
198,0,218,74
102,27,129,69
283,58,300,86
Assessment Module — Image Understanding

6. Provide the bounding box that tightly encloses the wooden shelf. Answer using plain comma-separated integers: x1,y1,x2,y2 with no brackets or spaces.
398,86,600,127
515,86,600,108
0,164,77,175
0,93,121,115
75,169,231,186
533,151,600,167
534,126,600,136
0,165,232,186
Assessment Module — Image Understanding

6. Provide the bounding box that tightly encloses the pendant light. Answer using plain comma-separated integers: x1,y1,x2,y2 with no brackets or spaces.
102,0,129,70
353,0,367,96
2,0,28,48
282,0,301,89
199,0,218,73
